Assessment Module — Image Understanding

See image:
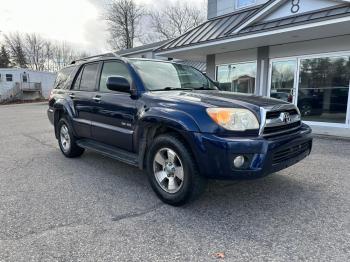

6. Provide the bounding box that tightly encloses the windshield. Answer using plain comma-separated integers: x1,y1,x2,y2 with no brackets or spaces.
131,60,217,91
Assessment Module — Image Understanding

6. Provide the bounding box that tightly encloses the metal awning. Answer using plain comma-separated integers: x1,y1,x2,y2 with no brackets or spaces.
158,5,261,52
157,3,350,54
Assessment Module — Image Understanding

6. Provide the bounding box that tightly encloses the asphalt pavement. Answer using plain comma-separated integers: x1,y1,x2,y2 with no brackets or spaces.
0,103,349,261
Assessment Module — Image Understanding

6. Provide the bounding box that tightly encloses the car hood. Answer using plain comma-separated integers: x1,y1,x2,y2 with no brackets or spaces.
147,90,288,112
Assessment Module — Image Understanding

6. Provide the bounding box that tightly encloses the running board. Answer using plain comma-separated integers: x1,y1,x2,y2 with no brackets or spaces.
76,139,139,167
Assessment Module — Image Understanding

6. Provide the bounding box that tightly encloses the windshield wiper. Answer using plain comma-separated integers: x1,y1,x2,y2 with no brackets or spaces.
192,85,215,90
151,87,193,91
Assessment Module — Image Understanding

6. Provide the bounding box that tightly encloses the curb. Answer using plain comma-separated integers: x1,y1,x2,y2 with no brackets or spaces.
313,134,350,142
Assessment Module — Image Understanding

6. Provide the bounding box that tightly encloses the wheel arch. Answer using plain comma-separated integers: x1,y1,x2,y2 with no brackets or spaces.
137,122,199,171
53,99,75,139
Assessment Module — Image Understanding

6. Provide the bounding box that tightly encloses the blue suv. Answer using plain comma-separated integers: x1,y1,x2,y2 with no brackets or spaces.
48,54,313,206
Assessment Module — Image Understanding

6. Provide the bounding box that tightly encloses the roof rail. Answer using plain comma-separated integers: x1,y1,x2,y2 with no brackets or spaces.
70,52,121,65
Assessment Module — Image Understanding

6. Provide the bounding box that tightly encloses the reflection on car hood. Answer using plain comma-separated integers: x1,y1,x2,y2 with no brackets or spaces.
148,90,289,110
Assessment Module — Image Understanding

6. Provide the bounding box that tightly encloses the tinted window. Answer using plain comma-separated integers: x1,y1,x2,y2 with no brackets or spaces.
6,74,13,82
54,67,75,89
72,68,83,90
79,63,99,91
131,60,216,91
99,61,131,92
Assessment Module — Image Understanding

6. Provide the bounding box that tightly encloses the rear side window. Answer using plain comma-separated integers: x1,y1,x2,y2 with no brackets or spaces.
79,63,99,91
72,68,83,90
99,61,131,92
54,67,75,89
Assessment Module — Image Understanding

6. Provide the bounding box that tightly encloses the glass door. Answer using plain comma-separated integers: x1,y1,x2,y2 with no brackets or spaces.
269,60,297,104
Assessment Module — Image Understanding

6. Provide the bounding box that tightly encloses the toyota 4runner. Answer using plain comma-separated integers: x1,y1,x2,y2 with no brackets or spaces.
48,54,313,206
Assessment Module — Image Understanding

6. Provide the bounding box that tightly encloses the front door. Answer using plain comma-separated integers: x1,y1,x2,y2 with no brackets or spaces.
269,60,298,104
90,60,136,152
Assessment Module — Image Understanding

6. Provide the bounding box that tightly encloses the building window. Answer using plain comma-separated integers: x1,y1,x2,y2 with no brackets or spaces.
297,56,350,124
6,74,13,82
236,0,256,9
270,60,297,103
216,62,257,94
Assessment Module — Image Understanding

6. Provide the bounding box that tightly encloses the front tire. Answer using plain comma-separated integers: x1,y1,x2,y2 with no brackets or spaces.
146,134,207,206
57,118,84,158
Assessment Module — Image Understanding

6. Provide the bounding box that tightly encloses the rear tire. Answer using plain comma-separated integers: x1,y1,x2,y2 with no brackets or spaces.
146,134,207,206
57,118,84,158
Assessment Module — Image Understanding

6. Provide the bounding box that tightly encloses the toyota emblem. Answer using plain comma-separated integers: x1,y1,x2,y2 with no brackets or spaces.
279,112,292,123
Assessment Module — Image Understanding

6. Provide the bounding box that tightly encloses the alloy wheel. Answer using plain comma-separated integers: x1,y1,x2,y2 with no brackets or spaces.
60,124,71,153
153,148,184,194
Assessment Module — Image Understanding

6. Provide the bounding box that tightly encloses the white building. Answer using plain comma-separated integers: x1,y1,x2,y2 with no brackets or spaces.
156,0,350,131
0,68,56,103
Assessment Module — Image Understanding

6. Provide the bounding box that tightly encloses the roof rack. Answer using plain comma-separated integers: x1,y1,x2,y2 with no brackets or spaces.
70,52,121,65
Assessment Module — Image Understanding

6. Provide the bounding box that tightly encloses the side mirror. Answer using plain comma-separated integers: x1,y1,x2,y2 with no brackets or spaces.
106,76,130,93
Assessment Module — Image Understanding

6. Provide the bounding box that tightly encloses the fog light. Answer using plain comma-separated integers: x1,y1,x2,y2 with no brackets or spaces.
233,156,245,168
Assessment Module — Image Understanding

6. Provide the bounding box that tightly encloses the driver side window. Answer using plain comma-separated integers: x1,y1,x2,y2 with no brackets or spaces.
99,61,132,92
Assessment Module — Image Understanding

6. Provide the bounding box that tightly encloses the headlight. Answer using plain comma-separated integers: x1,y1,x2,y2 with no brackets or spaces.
206,108,259,131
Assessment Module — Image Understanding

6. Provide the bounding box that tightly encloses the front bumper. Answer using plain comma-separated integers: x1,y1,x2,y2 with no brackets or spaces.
190,124,313,179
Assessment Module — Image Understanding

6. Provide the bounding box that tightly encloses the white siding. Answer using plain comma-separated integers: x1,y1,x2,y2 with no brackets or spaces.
217,0,267,17
215,48,257,65
0,69,56,101
269,35,350,59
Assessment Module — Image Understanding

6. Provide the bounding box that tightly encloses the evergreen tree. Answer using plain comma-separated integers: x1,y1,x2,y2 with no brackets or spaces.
0,45,11,68
14,44,27,68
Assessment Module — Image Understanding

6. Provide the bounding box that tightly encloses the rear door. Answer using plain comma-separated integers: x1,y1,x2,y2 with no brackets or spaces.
70,62,100,138
90,60,137,151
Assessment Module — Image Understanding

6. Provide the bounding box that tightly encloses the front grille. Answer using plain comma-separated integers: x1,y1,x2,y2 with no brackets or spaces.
266,109,298,119
273,142,311,164
261,105,302,137
263,121,301,135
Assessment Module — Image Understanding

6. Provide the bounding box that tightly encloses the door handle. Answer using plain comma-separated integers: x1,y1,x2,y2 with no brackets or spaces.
93,95,101,102
69,93,75,99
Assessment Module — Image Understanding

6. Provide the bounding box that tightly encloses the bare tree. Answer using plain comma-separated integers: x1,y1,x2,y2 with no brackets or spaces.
2,32,90,71
4,33,28,68
51,42,76,71
24,33,46,71
105,0,144,50
43,40,54,71
148,1,206,41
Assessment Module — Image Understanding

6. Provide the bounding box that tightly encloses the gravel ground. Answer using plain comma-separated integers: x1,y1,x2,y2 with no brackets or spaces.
0,103,349,262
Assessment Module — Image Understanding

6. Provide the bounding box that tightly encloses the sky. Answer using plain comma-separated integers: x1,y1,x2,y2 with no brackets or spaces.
0,0,205,54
